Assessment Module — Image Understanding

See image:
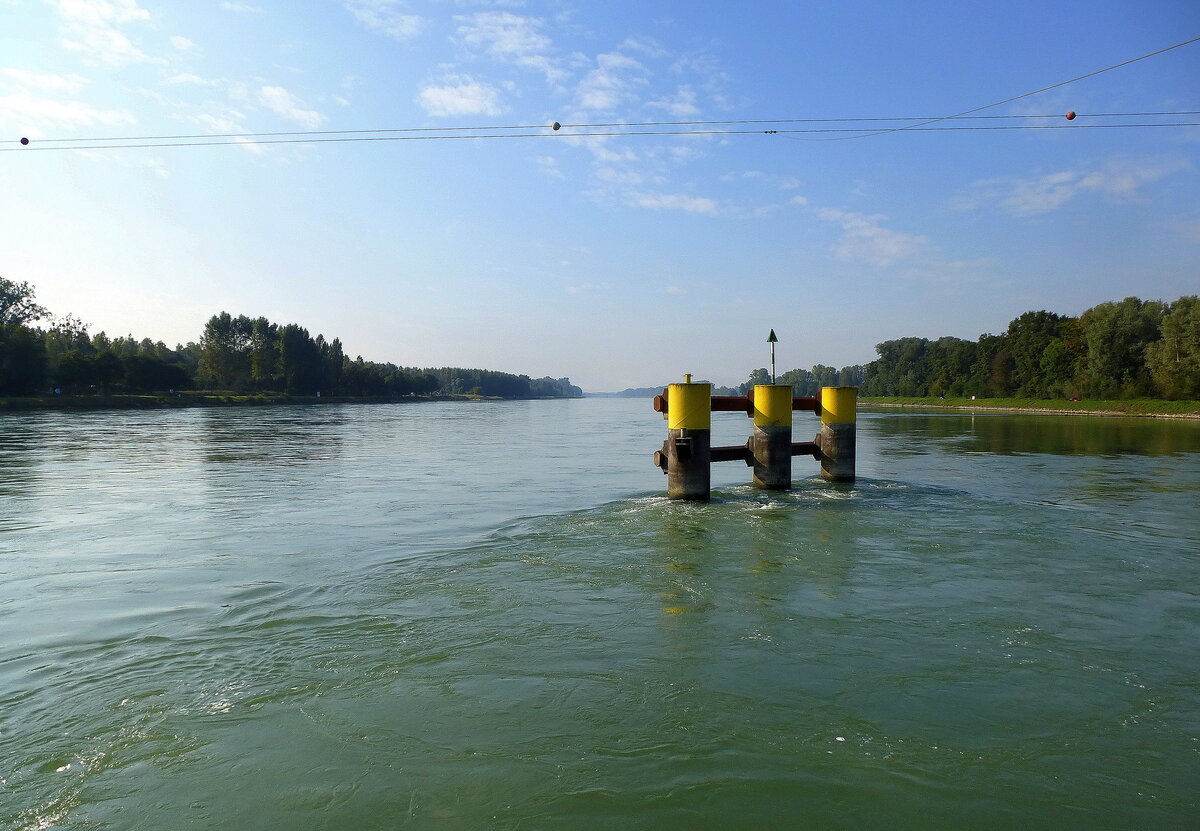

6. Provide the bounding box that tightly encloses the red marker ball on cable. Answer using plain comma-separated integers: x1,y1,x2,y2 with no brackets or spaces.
1065,111,1076,120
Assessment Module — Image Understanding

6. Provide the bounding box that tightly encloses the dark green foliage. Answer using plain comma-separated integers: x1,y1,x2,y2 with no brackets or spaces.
1077,297,1165,398
1006,311,1066,397
0,277,48,326
1,285,582,401
0,324,48,394
840,295,1197,400
1145,296,1200,399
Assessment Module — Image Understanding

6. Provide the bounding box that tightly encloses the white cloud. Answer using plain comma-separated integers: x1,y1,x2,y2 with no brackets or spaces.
0,67,133,133
620,36,668,59
220,1,262,12
535,155,564,179
647,85,699,118
573,135,637,164
48,0,157,66
577,52,646,111
258,85,324,128
2,69,89,94
566,282,610,295
163,72,219,86
188,110,246,134
0,91,135,134
965,158,1191,215
169,35,196,52
629,191,717,214
454,11,562,83
596,166,645,186
818,208,928,266
417,77,503,116
345,0,423,41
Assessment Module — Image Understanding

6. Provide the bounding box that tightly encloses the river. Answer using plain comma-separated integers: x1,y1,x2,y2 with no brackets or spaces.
1,399,1198,829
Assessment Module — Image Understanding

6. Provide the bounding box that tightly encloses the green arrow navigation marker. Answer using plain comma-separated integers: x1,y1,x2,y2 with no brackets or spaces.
767,329,777,383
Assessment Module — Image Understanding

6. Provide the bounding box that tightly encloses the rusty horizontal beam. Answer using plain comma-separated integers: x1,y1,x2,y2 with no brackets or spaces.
791,441,820,458
711,396,752,413
711,444,752,464
707,441,818,464
652,390,823,416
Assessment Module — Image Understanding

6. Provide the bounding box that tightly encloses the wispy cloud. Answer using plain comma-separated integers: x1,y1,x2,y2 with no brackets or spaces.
0,91,135,133
0,68,132,134
258,85,324,128
818,208,928,266
163,72,220,86
345,0,423,41
535,155,564,179
417,76,503,116
566,281,610,295
453,11,562,83
48,0,157,66
961,158,1191,215
169,35,197,52
620,36,669,59
188,110,247,134
220,1,262,12
628,191,717,214
647,85,698,117
577,52,646,111
2,68,88,94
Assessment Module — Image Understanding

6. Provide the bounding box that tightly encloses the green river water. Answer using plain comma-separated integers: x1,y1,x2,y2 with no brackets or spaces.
1,400,1198,829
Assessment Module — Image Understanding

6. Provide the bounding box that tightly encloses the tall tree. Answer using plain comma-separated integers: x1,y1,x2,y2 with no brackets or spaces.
248,317,279,389
278,324,322,394
197,312,252,389
1006,310,1066,397
0,324,48,394
1145,295,1200,399
1078,297,1164,398
0,277,48,326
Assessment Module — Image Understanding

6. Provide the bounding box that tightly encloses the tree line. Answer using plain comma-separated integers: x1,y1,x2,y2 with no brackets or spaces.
0,278,582,399
736,295,1198,401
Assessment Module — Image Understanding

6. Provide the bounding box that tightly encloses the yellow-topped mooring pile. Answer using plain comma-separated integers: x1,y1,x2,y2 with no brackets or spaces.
653,378,857,500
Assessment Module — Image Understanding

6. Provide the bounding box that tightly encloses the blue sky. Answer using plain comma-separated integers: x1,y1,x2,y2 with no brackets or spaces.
2,0,1197,391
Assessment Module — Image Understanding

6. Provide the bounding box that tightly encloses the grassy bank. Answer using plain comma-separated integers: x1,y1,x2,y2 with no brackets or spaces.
860,396,1200,418
0,391,510,411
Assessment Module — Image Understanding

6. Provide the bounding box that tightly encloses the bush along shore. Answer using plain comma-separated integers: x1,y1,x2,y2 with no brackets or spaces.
859,397,1200,419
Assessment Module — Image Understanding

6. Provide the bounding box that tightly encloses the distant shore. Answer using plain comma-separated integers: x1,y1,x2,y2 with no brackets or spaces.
860,397,1200,420
0,391,578,412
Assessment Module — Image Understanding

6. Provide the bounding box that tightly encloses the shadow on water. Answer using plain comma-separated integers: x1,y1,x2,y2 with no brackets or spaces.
865,411,1200,456
0,415,42,505
198,406,348,466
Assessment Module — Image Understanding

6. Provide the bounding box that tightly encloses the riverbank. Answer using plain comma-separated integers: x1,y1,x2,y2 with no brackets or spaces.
860,396,1200,419
0,391,575,411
